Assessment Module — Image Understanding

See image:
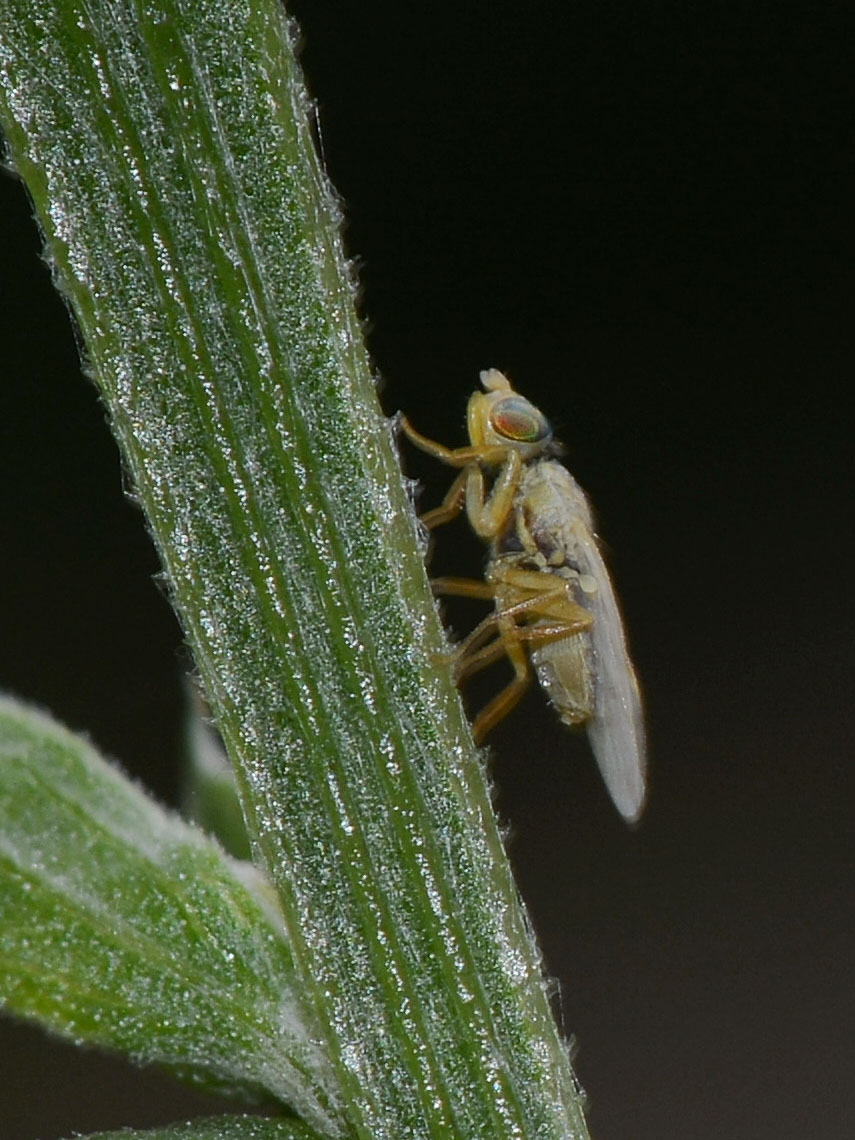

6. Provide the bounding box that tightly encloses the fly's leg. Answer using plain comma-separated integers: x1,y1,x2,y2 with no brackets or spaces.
432,566,595,739
431,572,588,615
420,573,535,740
450,591,591,689
469,632,532,744
424,576,540,683
399,416,509,469
420,469,467,530
501,584,592,635
399,415,522,537
415,452,520,539
454,618,583,682
428,584,560,679
430,576,496,601
433,570,592,676
464,450,521,539
488,565,595,631
422,576,498,666
459,570,594,654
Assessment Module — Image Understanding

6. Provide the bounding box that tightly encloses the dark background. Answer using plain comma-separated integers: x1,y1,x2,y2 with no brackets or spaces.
1,3,852,1138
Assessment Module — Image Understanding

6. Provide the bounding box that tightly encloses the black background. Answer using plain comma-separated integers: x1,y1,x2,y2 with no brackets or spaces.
1,3,852,1138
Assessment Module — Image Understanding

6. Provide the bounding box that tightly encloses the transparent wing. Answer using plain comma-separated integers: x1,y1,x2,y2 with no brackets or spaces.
526,463,646,821
565,512,646,821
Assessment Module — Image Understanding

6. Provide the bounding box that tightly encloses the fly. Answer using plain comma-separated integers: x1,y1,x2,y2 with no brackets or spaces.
401,368,646,821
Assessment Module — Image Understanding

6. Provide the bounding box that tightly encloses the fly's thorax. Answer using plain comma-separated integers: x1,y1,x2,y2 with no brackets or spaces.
520,458,593,523
503,459,596,578
492,493,536,562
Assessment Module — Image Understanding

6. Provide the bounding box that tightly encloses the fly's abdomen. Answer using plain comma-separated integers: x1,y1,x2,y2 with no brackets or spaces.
532,630,593,726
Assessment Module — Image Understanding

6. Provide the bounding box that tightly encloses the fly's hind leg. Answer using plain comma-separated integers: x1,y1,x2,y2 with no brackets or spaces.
470,633,532,744
488,565,596,632
433,565,596,741
451,567,594,677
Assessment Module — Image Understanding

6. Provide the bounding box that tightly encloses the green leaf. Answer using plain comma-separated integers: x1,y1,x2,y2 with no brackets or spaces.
0,697,339,1134
85,1116,324,1140
181,683,252,860
0,3,590,1138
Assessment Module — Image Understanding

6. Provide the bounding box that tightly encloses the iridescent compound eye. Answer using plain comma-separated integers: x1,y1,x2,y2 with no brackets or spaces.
490,396,551,443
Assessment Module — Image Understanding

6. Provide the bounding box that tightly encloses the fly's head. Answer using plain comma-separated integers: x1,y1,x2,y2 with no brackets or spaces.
467,369,554,464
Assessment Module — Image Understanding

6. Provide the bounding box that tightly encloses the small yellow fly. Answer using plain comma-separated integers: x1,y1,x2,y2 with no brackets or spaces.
401,369,646,821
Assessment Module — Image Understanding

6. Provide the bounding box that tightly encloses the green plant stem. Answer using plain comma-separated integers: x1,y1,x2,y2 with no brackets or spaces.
0,3,589,1138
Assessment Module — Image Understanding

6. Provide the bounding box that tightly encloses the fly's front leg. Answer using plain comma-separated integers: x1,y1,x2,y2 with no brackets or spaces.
464,449,522,539
399,415,509,469
400,415,515,530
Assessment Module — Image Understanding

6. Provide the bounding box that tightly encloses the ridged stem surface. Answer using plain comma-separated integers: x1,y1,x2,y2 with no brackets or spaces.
0,4,589,1138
